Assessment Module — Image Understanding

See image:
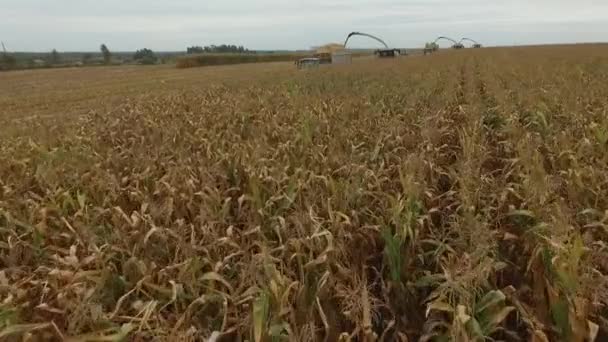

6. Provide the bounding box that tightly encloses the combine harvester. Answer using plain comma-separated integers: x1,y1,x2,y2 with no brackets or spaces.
436,36,464,49
296,43,350,69
424,36,464,54
459,38,483,48
296,31,402,69
344,32,403,58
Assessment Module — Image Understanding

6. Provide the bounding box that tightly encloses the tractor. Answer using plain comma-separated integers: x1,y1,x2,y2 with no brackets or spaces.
344,32,403,58
424,42,439,55
424,36,464,55
459,38,483,48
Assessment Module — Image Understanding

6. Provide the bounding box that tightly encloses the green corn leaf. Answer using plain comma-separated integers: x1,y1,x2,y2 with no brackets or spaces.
253,292,269,342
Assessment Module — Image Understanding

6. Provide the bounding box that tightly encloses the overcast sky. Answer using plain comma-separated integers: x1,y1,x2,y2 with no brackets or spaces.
1,0,607,51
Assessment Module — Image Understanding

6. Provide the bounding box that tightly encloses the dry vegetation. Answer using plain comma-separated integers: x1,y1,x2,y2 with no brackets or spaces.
176,53,307,69
1,45,608,341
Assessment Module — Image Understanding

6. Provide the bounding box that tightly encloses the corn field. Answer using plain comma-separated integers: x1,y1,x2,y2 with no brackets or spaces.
176,53,307,69
1,45,608,341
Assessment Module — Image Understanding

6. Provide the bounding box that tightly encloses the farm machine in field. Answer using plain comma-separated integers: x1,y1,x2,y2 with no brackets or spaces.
424,36,465,54
459,38,482,48
436,36,464,49
295,57,321,70
424,42,439,55
0,41,17,71
312,52,332,64
344,32,402,58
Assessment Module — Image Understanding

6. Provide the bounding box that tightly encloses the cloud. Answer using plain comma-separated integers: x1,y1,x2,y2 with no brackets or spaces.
1,0,606,51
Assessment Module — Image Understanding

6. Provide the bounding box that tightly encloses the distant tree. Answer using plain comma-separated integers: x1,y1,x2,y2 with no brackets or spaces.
49,49,60,64
100,44,111,64
187,46,204,54
196,44,251,53
133,48,157,65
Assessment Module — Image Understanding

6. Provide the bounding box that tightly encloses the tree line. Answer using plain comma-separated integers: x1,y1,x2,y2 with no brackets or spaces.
99,45,158,65
2,43,254,71
187,44,252,54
